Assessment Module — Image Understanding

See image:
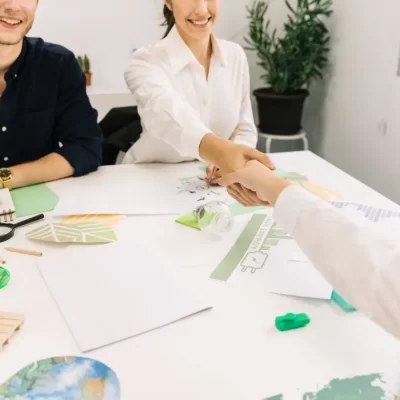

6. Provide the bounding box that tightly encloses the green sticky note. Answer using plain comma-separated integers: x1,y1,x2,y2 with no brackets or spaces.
331,290,357,312
176,212,200,230
11,184,59,218
229,202,268,216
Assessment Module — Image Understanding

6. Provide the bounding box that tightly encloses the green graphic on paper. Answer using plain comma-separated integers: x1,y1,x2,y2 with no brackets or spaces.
211,214,292,281
264,373,398,399
26,221,117,244
11,184,59,218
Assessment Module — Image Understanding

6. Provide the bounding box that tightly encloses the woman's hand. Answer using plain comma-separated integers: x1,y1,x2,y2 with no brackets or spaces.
199,134,276,206
205,164,221,185
218,160,292,206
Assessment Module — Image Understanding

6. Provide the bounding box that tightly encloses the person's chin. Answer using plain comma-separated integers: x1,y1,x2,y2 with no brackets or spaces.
0,28,26,45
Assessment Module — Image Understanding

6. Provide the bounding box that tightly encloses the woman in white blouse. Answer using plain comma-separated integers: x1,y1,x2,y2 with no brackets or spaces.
123,0,261,184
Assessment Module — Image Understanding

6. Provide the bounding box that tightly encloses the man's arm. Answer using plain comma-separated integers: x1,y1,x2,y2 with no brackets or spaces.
0,153,73,189
52,51,102,176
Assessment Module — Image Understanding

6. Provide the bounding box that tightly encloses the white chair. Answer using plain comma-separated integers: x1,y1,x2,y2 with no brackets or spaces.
259,129,309,153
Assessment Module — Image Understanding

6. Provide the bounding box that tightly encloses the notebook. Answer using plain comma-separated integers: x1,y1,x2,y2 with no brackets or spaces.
0,188,16,222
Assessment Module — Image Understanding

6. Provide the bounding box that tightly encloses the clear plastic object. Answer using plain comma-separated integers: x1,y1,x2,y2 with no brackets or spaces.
194,201,233,236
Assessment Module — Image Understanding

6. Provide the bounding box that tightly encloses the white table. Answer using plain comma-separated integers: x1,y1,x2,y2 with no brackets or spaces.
1,151,400,399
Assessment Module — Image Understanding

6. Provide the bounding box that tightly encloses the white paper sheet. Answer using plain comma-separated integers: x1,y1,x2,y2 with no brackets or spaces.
211,214,333,299
51,165,195,216
38,240,212,352
264,241,333,300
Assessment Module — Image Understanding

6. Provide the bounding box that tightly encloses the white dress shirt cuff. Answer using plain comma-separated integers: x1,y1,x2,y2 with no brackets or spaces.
186,125,210,160
273,186,321,234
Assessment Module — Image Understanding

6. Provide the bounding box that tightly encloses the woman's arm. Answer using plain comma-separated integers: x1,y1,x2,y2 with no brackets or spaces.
219,161,400,340
125,48,212,160
233,48,258,148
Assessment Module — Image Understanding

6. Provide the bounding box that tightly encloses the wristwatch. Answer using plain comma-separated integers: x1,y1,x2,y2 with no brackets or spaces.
0,168,13,190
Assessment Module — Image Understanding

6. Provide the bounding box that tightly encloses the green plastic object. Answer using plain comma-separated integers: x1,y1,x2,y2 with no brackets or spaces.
331,290,357,312
0,267,10,289
275,313,310,331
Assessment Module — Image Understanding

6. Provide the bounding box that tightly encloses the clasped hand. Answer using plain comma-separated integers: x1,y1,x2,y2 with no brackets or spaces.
206,142,275,207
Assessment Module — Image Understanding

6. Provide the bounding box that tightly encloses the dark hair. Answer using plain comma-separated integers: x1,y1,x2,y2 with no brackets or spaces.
162,4,175,38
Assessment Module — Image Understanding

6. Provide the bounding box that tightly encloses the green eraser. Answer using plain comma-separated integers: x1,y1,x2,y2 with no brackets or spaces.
275,313,310,331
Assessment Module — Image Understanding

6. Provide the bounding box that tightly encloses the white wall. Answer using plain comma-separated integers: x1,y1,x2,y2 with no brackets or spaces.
29,0,285,96
302,0,400,203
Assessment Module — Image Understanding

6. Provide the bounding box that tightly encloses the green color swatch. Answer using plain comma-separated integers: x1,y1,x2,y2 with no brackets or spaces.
26,222,117,244
211,214,266,281
11,184,59,218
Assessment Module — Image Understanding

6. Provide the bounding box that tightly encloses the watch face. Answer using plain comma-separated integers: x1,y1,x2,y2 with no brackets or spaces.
0,169,11,179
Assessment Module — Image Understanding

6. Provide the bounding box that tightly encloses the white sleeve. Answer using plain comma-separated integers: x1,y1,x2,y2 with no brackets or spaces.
124,49,211,159
232,48,258,148
273,185,400,340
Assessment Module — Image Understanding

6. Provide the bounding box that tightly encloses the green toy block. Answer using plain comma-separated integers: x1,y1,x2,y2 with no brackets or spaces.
275,313,310,331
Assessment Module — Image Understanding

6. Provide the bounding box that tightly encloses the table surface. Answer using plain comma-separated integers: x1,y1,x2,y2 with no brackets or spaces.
1,151,400,400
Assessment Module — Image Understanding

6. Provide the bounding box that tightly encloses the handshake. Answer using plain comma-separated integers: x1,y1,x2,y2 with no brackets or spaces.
199,134,291,207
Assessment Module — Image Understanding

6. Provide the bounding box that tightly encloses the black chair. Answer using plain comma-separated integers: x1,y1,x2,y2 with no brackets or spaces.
99,106,143,165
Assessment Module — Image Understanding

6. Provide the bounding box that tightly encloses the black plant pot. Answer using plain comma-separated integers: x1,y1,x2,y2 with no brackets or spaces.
253,88,309,135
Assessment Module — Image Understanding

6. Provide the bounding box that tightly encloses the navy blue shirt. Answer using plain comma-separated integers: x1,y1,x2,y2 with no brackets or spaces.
0,37,102,176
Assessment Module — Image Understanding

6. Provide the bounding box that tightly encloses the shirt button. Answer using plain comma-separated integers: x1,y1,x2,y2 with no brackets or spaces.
3,157,8,162
1,126,6,132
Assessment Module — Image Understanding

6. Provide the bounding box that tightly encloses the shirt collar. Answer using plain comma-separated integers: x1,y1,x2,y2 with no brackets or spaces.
6,37,28,80
161,25,226,74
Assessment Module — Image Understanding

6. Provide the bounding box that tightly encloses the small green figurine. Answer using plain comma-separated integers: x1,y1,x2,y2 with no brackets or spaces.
275,313,310,331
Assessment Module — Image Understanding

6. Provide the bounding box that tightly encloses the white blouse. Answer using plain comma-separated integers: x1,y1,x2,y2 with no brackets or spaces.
274,186,400,341
122,26,258,164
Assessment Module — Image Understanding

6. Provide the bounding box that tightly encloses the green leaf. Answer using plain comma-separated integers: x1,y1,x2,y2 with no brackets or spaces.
26,222,117,244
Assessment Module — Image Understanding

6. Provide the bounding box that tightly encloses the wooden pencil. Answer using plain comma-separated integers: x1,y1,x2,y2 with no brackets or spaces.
5,248,42,257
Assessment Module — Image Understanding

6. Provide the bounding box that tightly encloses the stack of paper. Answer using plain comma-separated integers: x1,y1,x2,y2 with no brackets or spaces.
38,240,211,352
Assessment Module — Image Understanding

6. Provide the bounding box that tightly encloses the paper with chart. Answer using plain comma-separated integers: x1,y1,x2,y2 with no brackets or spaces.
210,214,333,299
329,200,400,238
38,240,212,352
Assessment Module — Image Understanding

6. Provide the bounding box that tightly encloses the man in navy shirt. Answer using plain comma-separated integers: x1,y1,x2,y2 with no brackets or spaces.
0,0,102,190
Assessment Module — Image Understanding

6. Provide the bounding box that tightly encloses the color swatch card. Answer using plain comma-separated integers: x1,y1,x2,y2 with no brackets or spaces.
38,240,212,352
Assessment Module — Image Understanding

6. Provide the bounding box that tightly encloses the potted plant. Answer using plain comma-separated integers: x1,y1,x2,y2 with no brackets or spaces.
77,54,92,87
245,0,333,135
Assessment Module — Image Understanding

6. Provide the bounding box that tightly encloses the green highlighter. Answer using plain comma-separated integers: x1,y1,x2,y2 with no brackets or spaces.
275,313,310,331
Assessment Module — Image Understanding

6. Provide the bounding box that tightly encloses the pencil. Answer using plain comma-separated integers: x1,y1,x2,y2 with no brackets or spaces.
5,248,42,257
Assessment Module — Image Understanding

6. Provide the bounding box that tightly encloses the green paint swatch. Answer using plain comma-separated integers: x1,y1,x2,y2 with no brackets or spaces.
11,184,59,218
26,222,117,244
303,373,386,399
